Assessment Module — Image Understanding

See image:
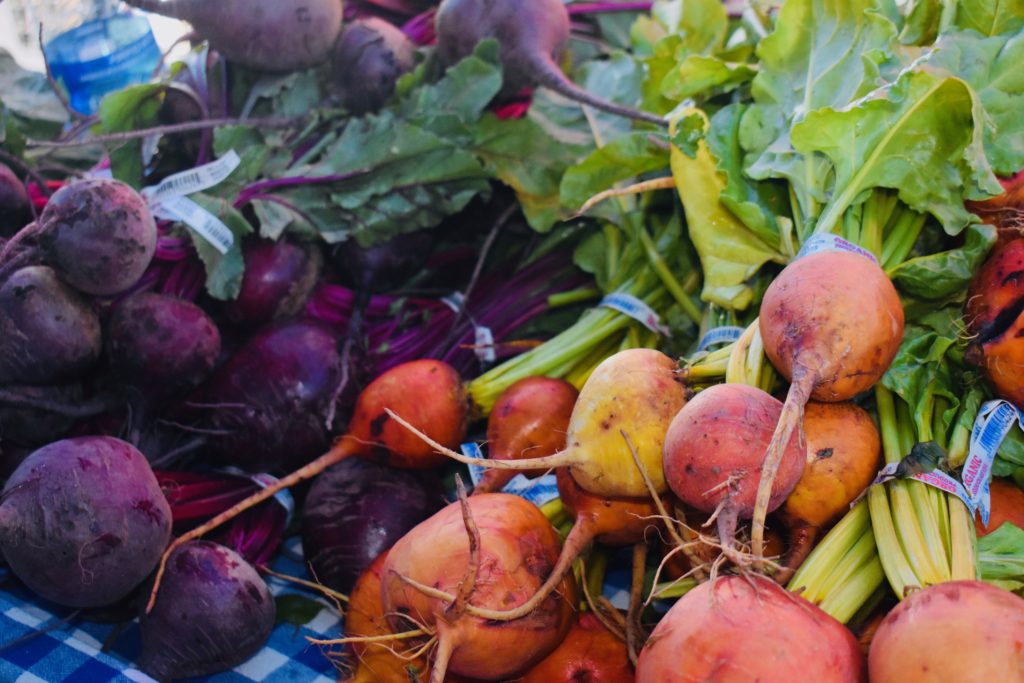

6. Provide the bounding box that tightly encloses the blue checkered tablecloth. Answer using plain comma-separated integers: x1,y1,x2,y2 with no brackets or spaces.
0,539,342,683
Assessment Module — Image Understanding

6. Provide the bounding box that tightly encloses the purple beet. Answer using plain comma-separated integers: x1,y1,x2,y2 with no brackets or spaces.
0,436,171,608
199,320,355,472
139,540,274,682
0,265,102,385
0,163,32,238
106,292,221,400
301,457,443,593
434,0,665,125
333,17,417,115
35,177,157,296
334,227,435,292
224,238,323,328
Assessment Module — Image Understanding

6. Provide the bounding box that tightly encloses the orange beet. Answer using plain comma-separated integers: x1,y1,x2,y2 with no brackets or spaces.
519,612,633,682
975,477,1024,537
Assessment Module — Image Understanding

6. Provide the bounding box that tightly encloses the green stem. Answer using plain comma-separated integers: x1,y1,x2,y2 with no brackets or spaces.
637,227,702,323
548,287,601,308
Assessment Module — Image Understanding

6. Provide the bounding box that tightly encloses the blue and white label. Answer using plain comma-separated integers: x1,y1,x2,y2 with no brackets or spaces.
599,293,671,336
869,399,1022,524
796,234,878,264
461,441,487,486
964,400,1022,527
442,293,495,363
441,291,466,314
697,325,745,351
459,442,559,506
502,474,560,507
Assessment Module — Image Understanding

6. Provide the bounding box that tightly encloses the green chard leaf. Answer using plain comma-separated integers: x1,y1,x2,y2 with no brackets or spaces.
791,69,1002,235
888,223,997,300
927,29,1024,176
978,523,1024,593
652,0,729,55
187,193,254,300
741,0,898,222
952,0,1024,37
661,56,757,101
882,325,963,440
560,131,670,223
97,83,164,187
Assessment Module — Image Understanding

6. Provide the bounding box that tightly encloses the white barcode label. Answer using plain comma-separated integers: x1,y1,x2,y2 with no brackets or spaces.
964,400,1022,526
796,234,878,264
599,293,671,336
142,150,241,204
152,195,234,254
474,326,496,363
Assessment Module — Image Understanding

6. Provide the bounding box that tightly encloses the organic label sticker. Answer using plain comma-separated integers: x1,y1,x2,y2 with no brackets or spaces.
600,293,672,336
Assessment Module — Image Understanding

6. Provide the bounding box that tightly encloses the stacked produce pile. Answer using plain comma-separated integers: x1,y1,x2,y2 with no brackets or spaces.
2,0,1024,681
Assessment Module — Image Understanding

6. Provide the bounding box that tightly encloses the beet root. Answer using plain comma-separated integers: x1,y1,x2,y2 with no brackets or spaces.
662,382,805,563
224,237,323,328
869,581,1024,682
37,177,157,296
474,376,578,494
0,436,171,608
0,265,101,385
381,492,577,681
435,0,665,125
519,612,633,682
636,575,866,682
106,292,221,400
125,0,343,73
755,250,903,561
139,540,275,682
333,18,416,115
301,457,443,594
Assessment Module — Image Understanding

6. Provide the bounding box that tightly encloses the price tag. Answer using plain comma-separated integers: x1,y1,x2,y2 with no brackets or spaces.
151,195,234,255
141,151,241,205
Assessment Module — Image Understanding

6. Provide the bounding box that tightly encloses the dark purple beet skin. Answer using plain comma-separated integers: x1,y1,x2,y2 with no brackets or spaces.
201,320,347,472
0,436,171,608
106,291,221,399
0,265,102,385
224,238,323,327
0,163,32,238
37,177,157,296
333,17,417,115
139,540,274,682
301,458,444,593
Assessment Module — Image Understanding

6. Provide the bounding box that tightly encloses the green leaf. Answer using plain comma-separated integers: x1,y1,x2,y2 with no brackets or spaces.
576,52,647,141
652,0,729,55
187,193,254,300
979,522,1024,593
661,55,757,101
742,0,898,221
928,29,1024,176
97,83,164,187
899,0,940,45
791,70,1002,236
889,224,997,299
705,103,786,249
399,40,502,141
559,131,670,221
670,112,784,310
473,115,583,231
882,325,963,440
0,49,67,126
953,0,1024,37
274,594,326,627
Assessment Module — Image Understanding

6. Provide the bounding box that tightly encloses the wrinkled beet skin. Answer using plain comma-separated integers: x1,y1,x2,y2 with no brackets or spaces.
0,436,171,608
0,383,83,446
301,458,443,594
519,612,634,682
334,18,416,115
225,238,323,327
435,0,570,97
0,163,32,237
201,320,345,472
139,541,274,682
38,178,157,296
0,265,102,385
106,292,221,399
